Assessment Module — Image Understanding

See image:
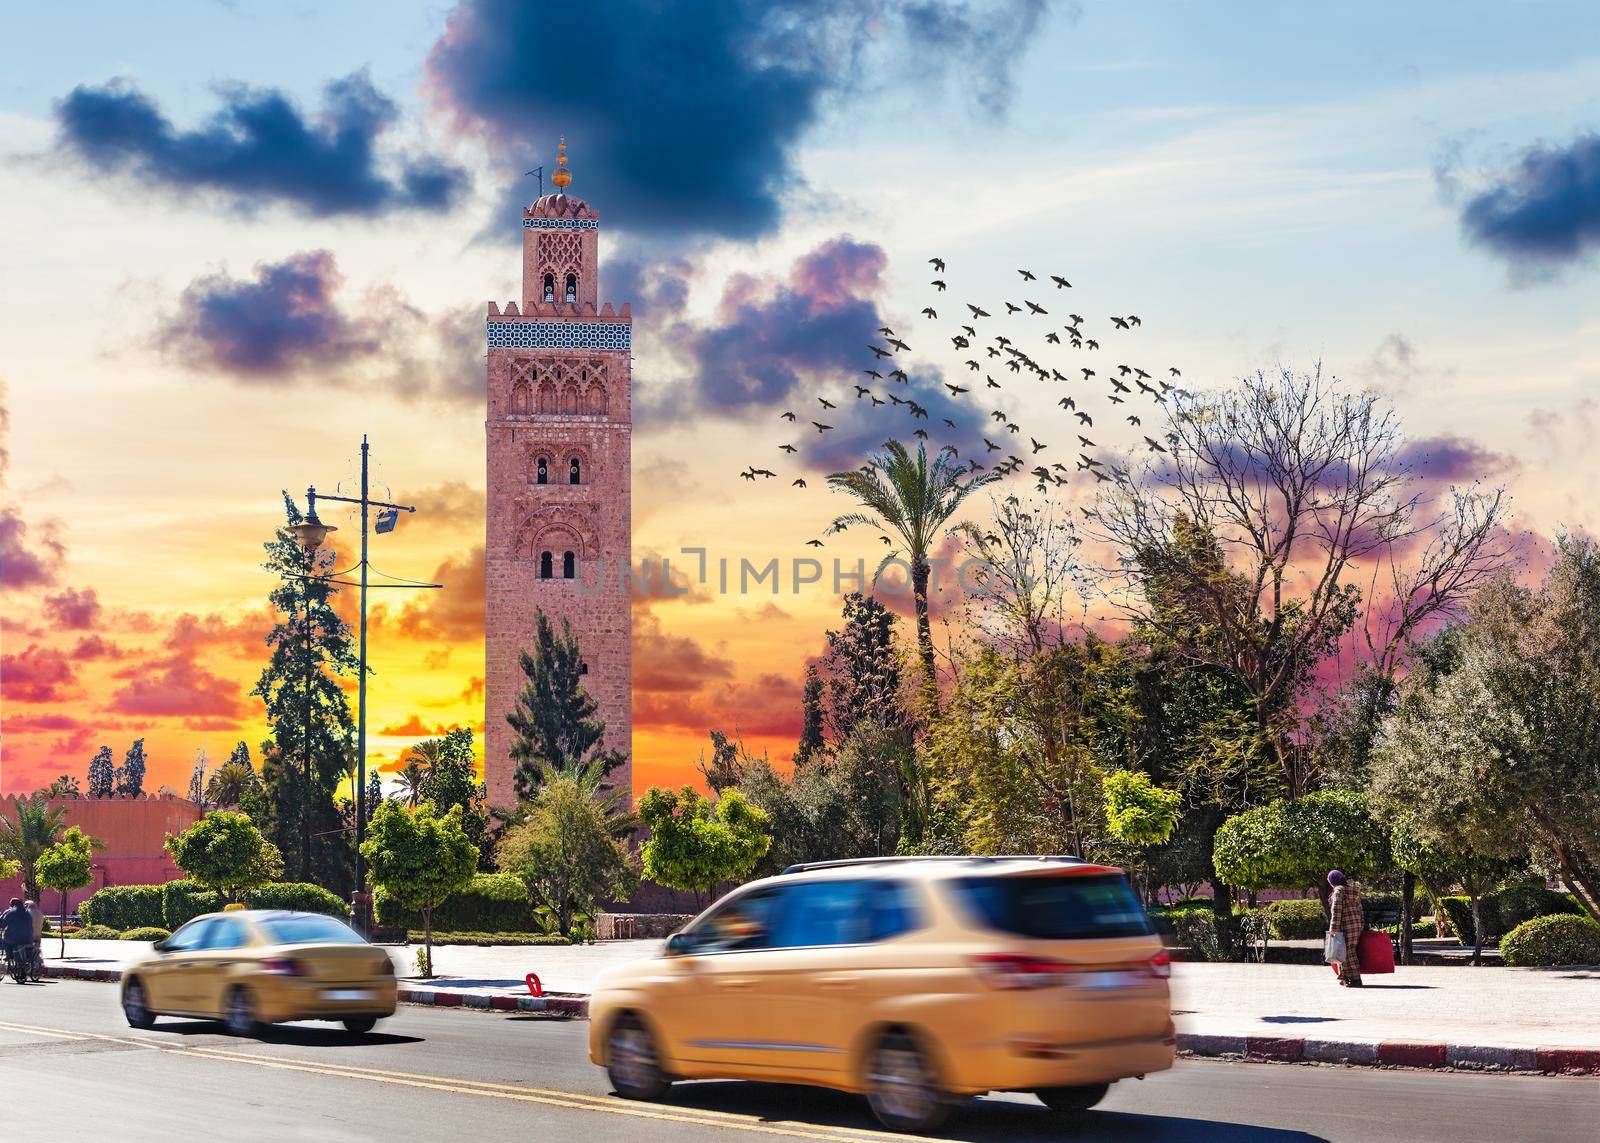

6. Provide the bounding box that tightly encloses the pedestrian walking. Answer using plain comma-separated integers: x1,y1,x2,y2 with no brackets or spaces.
1328,870,1363,987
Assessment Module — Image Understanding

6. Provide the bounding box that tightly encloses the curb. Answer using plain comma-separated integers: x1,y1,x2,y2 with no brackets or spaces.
44,963,591,1020
1176,1032,1600,1076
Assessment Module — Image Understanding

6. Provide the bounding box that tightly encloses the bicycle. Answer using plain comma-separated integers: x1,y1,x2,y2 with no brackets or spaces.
27,943,45,983
4,944,27,985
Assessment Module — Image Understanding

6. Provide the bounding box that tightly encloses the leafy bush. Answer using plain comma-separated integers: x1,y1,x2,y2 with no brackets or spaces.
1383,921,1437,941
72,924,119,940
119,926,171,942
243,882,346,917
405,930,571,947
1437,896,1476,945
374,872,531,934
1501,914,1600,967
79,885,166,931
1487,883,1583,940
162,880,223,930
1267,899,1327,940
1164,909,1221,961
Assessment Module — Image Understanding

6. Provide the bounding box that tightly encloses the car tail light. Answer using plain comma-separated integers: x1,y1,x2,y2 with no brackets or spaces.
971,953,1070,990
1147,949,1172,978
259,957,306,977
375,958,394,976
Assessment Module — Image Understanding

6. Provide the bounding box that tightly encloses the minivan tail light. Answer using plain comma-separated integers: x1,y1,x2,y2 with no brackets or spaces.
970,953,1069,990
259,957,305,977
1147,949,1172,978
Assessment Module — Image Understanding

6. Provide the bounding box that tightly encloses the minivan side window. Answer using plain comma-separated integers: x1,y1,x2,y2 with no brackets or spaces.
687,891,776,953
163,918,214,952
868,880,922,941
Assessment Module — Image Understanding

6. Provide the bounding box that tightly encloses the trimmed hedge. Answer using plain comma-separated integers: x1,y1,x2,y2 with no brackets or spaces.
73,924,119,941
1501,914,1600,967
79,885,165,931
375,873,533,934
120,927,171,942
244,882,345,917
1267,899,1326,940
162,880,223,929
1437,896,1477,945
1163,909,1222,961
1439,888,1583,946
405,930,571,947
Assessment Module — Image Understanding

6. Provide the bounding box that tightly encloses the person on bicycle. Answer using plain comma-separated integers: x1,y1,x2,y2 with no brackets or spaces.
1,898,33,975
24,899,45,974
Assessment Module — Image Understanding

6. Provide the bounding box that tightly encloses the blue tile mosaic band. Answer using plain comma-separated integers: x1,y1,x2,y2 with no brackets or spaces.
487,321,631,351
523,217,599,230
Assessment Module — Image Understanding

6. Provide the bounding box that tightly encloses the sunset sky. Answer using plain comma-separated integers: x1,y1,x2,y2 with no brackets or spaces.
3,1,1598,797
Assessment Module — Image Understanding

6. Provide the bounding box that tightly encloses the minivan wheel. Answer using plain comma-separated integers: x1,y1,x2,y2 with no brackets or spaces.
1038,1082,1110,1114
608,1014,670,1101
865,1030,950,1134
342,1017,377,1035
122,978,155,1029
225,987,261,1038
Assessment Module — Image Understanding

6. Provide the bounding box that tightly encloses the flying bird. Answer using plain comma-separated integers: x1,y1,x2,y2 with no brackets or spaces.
929,257,945,272
792,478,807,488
921,307,938,319
780,443,799,453
1018,269,1036,280
818,397,836,409
967,304,990,319
780,411,796,421
945,384,968,395
931,279,947,291
812,422,833,433
1051,275,1071,288
806,539,824,547
1025,300,1047,315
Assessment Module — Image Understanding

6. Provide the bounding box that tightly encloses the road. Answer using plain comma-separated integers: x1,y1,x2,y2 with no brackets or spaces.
1,979,1595,1141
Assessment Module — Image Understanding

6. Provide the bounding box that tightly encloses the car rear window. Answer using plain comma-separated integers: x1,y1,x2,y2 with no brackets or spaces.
259,914,366,946
949,873,1154,940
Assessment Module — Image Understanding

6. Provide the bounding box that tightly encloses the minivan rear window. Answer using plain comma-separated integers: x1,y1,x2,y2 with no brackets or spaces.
949,873,1154,939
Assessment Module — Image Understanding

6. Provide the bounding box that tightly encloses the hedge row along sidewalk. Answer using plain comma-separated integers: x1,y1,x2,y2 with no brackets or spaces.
42,962,1600,1076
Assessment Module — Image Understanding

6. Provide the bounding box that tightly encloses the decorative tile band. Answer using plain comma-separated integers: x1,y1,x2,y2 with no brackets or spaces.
523,217,599,230
487,321,631,351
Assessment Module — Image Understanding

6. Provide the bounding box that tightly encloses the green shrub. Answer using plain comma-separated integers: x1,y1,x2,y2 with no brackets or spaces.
243,882,346,917
1501,914,1600,967
119,926,171,942
1165,909,1222,961
73,924,119,941
1437,896,1476,945
1486,883,1582,940
79,885,166,931
1267,899,1326,940
1382,921,1437,941
375,873,532,933
1167,896,1212,910
404,930,571,947
1360,891,1406,928
162,880,223,930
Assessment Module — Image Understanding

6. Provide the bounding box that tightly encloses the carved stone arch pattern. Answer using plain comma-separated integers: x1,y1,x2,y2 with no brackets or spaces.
522,440,596,485
513,504,597,562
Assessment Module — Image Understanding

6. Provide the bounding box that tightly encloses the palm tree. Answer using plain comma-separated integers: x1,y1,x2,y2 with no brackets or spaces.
392,759,429,808
0,794,70,900
828,439,999,709
205,761,258,809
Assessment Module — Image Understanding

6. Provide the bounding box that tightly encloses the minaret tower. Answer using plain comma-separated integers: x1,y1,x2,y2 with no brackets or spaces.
484,140,632,808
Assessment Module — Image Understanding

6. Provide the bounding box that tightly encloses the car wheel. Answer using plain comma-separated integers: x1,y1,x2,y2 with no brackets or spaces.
122,978,156,1029
607,1014,671,1101
342,1017,378,1035
1038,1082,1110,1114
225,987,262,1038
865,1030,950,1134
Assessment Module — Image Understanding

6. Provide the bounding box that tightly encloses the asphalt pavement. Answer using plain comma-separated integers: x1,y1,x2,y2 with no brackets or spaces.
1,978,1595,1142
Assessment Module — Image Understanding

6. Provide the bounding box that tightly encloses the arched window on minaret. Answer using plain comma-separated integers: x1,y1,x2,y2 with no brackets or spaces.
569,457,581,484
543,273,555,303
512,381,531,414
562,551,576,579
536,457,548,484
539,551,554,579
565,273,577,303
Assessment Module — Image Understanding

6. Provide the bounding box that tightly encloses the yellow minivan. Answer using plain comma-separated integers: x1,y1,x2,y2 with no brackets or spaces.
589,856,1174,1132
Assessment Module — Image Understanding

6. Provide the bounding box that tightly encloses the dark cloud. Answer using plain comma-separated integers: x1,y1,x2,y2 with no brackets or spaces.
634,611,736,694
55,72,468,218
380,546,484,643
1459,133,1600,272
427,0,1049,240
0,507,65,589
1396,433,1514,483
153,250,480,401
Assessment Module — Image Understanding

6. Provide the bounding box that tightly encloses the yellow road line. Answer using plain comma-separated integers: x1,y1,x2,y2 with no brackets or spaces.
0,1019,891,1141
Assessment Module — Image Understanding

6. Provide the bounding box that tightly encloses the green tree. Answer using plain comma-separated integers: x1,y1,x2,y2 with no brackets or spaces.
117,738,148,798
253,493,361,889
361,802,478,977
206,759,260,809
696,729,755,795
499,774,639,939
1103,770,1182,847
505,609,627,800
40,775,81,799
0,794,69,900
86,746,115,798
186,749,212,809
36,827,98,958
1372,541,1600,922
1389,825,1508,965
165,811,286,902
1212,789,1391,896
639,786,772,905
827,439,998,710
392,759,428,807
794,663,826,767
736,745,903,875
417,727,493,870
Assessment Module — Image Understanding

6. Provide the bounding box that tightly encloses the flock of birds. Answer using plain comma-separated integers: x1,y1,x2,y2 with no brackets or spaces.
736,259,1194,548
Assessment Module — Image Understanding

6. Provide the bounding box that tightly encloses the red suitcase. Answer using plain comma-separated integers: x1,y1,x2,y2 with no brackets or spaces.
1357,929,1395,974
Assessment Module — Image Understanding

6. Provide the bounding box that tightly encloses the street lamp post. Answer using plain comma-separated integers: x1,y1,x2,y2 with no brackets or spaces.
289,435,439,931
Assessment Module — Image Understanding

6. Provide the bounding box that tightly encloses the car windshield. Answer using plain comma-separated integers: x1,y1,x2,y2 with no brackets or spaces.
949,873,1154,940
258,914,366,946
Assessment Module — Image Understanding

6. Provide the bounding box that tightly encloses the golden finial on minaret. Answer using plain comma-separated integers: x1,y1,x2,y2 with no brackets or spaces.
551,137,572,190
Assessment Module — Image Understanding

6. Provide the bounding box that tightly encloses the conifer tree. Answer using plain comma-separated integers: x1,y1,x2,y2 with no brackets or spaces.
117,739,147,797
794,663,826,768
86,746,115,798
506,610,626,800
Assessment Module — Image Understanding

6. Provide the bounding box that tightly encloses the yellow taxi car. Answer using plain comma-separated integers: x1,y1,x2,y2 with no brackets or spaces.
589,856,1174,1133
120,909,397,1037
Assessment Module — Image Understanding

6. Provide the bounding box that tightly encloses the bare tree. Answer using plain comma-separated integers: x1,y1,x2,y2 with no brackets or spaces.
1093,365,1508,795
957,496,1090,660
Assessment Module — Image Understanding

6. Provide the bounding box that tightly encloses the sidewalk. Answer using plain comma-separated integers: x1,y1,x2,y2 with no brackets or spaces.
42,939,1600,1072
